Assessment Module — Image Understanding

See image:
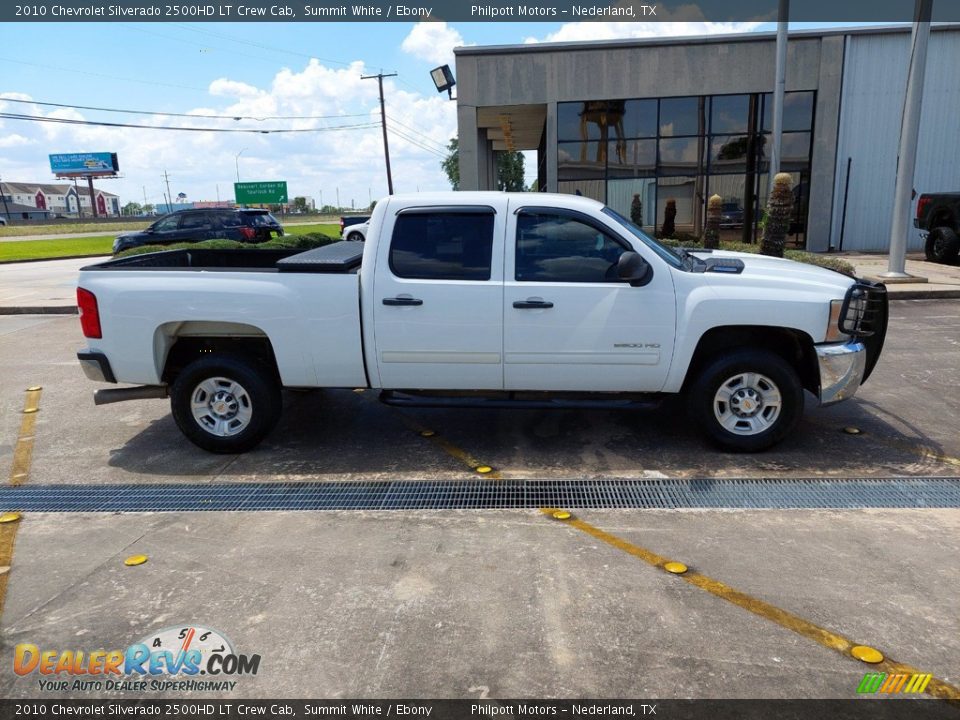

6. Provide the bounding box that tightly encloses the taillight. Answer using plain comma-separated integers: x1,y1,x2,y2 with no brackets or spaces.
77,288,102,339
239,226,256,240
339,219,345,232
916,195,931,220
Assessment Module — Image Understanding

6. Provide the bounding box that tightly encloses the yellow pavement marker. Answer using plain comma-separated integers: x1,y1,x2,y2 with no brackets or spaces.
1,387,43,622
540,508,960,704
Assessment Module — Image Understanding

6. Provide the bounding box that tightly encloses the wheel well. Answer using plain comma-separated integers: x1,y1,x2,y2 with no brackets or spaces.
161,336,280,384
931,211,958,232
683,326,819,395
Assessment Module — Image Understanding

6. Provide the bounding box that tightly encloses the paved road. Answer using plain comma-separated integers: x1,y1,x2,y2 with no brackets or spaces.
0,302,957,700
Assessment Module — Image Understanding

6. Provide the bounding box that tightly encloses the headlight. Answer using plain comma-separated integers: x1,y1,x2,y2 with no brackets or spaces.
825,299,848,342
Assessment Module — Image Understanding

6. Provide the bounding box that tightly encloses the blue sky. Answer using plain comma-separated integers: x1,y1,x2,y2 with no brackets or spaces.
0,20,893,209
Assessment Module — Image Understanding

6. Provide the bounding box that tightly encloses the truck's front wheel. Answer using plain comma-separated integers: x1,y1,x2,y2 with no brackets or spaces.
171,355,282,454
688,349,803,452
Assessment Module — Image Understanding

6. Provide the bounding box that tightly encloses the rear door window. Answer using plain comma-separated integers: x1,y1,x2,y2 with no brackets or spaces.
389,211,495,281
179,213,213,230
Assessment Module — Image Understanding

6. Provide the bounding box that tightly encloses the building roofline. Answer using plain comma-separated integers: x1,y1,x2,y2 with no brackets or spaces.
454,22,960,57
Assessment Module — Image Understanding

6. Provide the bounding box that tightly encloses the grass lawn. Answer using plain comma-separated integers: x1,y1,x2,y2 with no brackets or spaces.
0,222,150,238
0,223,339,263
0,236,114,262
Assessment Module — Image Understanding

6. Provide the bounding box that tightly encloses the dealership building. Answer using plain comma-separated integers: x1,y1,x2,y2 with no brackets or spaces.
454,24,960,252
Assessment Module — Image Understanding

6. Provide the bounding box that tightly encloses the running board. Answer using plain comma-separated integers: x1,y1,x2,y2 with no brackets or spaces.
379,390,662,411
94,385,168,405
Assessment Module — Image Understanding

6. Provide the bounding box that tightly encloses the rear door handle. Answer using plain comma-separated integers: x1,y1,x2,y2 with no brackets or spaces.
513,299,554,309
383,297,423,306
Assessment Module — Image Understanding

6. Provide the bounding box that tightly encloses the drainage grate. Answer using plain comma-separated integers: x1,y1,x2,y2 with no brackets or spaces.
1,478,959,512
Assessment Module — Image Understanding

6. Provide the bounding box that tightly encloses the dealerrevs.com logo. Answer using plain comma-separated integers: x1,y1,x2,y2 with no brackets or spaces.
14,625,260,693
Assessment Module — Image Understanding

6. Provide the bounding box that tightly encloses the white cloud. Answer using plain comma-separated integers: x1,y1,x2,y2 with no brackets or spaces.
401,22,471,66
0,134,33,148
524,21,762,44
0,59,457,209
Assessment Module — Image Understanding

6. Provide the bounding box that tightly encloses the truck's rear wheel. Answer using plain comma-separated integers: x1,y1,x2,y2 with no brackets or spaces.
347,231,364,242
924,227,960,264
171,355,281,454
688,349,803,452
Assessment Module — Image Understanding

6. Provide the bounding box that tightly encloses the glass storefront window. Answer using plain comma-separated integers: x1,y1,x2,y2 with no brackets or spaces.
657,177,702,233
658,137,705,176
558,141,605,180
607,178,657,228
558,180,606,203
709,135,751,174
781,132,812,171
607,139,656,177
659,96,703,137
762,91,814,132
621,99,658,138
710,94,750,134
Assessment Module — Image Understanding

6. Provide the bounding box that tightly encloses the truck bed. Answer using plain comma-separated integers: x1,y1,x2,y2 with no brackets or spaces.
84,241,364,274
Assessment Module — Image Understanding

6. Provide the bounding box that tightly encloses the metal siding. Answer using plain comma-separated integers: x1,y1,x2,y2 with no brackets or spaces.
831,31,960,252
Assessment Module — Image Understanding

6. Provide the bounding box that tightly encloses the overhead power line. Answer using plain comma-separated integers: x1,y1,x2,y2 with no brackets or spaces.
0,96,370,123
0,112,380,135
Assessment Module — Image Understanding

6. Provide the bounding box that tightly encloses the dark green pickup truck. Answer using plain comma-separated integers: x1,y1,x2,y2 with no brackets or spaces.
915,192,960,264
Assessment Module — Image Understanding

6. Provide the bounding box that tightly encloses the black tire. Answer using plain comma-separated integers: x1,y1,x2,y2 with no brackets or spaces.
170,354,282,454
924,226,960,264
347,231,364,242
687,349,804,452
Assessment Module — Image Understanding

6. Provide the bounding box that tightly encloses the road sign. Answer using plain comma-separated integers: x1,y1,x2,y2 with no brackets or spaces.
234,181,288,205
49,152,119,176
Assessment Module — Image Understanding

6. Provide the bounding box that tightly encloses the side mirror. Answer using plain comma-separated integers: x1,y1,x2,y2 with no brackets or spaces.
617,251,652,287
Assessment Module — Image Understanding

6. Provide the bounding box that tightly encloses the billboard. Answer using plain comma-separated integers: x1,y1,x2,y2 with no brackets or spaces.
49,152,120,176
235,181,288,205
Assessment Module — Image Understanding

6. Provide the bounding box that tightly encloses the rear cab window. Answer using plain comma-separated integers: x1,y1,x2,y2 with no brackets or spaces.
388,209,495,281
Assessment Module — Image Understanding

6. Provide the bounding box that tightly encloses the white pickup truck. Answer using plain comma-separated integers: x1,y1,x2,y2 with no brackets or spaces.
76,192,887,454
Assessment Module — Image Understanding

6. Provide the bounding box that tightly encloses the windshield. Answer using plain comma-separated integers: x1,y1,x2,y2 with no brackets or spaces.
602,207,684,269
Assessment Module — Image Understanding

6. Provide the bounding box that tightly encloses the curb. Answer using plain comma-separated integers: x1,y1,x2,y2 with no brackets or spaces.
887,289,960,300
0,306,78,315
0,254,109,266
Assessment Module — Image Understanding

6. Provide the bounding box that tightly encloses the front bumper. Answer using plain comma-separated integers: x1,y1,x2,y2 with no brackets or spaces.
816,341,866,405
78,350,116,383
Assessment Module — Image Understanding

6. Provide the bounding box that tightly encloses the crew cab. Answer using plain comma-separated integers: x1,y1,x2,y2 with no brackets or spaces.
76,192,887,454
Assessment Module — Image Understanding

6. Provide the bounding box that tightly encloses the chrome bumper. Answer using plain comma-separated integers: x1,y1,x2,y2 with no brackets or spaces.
78,350,116,384
816,341,866,406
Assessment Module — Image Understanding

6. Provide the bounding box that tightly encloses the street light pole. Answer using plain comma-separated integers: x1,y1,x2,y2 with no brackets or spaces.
769,0,789,189
235,148,247,184
882,0,933,279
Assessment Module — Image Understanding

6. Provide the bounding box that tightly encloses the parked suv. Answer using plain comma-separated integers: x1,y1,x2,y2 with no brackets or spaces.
113,208,283,254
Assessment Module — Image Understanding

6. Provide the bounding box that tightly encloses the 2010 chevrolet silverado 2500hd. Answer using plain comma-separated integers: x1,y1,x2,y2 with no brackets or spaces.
76,192,888,454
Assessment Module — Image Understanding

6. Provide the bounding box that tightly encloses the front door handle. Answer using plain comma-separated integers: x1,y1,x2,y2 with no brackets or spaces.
513,299,554,309
383,297,423,306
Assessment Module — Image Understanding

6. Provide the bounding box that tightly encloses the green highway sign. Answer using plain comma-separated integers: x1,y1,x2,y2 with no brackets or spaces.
234,181,288,205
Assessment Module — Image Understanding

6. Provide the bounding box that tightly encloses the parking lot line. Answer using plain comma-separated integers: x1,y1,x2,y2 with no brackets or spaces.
354,390,503,479
0,386,42,621
10,386,41,485
540,508,960,704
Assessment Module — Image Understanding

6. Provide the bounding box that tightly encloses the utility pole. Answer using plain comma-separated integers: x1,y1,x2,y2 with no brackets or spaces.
142,186,148,210
87,176,98,218
336,187,340,210
769,0,789,189
882,0,933,279
362,71,398,194
162,170,173,214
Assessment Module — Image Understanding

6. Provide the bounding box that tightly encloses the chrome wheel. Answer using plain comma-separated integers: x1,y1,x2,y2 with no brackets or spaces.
713,372,782,436
190,377,253,437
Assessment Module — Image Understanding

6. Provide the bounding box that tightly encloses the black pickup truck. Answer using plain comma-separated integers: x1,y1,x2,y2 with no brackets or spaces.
915,193,960,264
